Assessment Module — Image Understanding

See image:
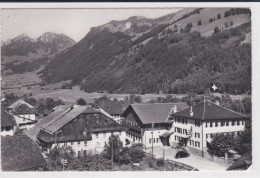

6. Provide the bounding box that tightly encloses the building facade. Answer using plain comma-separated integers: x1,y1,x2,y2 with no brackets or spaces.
6,100,36,130
121,103,188,148
168,101,248,156
37,105,128,156
1,109,17,136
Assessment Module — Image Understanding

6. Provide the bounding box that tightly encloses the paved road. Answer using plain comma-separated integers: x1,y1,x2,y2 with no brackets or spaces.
144,146,229,171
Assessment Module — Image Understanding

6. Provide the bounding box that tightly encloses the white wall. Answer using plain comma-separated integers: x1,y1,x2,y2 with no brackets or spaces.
143,128,165,148
53,131,126,156
1,127,14,136
170,118,246,150
14,114,35,129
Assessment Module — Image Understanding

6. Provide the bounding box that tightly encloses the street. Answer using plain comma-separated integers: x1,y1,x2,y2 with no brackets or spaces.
144,146,229,171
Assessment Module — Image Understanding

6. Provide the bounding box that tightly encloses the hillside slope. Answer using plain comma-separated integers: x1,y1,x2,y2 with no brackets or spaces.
38,8,251,94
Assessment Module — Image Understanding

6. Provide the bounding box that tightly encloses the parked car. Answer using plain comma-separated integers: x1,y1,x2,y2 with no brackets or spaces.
175,151,190,159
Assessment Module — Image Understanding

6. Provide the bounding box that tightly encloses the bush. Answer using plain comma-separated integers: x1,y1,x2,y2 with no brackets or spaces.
156,158,164,167
76,98,87,105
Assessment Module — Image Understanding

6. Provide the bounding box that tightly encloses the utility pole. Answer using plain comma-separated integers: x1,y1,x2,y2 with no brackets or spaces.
152,122,154,157
111,137,114,168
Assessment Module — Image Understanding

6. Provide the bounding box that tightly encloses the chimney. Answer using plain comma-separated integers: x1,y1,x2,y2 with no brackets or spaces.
172,105,177,113
190,106,194,117
215,100,220,106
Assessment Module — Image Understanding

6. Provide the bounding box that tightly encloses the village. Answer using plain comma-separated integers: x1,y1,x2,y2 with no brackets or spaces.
0,6,253,173
1,90,252,171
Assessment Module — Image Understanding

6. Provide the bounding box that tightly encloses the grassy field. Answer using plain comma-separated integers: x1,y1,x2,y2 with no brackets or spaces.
2,70,249,105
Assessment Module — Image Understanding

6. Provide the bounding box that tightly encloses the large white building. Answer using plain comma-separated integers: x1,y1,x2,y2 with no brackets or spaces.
6,100,36,130
167,101,248,156
35,105,128,156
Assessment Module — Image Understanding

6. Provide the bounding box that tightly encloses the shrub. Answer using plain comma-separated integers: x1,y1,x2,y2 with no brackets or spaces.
76,98,87,105
157,158,164,167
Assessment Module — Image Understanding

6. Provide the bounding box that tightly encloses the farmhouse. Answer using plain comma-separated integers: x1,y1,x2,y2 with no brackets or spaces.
1,109,17,136
168,100,248,156
26,105,70,142
95,99,125,124
37,105,128,156
6,99,36,130
121,103,188,148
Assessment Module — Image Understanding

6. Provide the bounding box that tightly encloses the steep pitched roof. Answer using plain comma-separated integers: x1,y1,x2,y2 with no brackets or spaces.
7,99,34,109
26,105,70,141
42,105,88,134
123,102,188,124
172,101,247,120
1,135,46,171
96,99,124,115
227,151,252,170
1,109,17,127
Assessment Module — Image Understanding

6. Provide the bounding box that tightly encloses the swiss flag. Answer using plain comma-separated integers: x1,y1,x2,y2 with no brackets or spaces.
210,82,219,92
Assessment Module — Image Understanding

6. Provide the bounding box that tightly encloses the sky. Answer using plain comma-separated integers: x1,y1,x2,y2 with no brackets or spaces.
2,8,181,42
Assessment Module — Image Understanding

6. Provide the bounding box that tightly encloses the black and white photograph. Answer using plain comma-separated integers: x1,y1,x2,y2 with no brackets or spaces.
0,3,258,175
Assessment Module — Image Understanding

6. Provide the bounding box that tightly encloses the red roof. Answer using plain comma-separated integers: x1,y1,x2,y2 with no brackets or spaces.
172,101,247,120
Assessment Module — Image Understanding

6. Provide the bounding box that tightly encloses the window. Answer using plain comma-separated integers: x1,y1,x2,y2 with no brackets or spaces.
195,120,200,127
181,118,184,124
210,122,213,127
198,133,200,138
215,122,218,127
156,138,159,143
206,134,208,139
84,140,87,146
206,122,208,127
190,140,192,145
237,120,240,125
185,119,188,125
195,141,197,147
226,121,229,126
198,142,200,148
149,139,152,144
83,150,87,157
177,118,180,123
242,120,244,125
154,138,155,143
232,121,235,126
221,121,225,127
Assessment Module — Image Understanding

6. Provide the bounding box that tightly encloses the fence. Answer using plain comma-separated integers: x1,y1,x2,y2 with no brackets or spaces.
204,152,233,165
144,152,199,171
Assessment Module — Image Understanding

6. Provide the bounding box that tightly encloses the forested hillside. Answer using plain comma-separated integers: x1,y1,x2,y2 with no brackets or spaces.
33,8,252,94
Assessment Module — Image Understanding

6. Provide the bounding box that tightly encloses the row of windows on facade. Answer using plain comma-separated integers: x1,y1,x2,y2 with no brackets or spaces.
205,120,244,127
174,117,201,127
149,138,161,144
175,117,244,127
56,140,90,147
206,131,243,139
1,126,14,132
94,131,121,138
126,133,141,142
174,136,201,148
125,119,138,126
